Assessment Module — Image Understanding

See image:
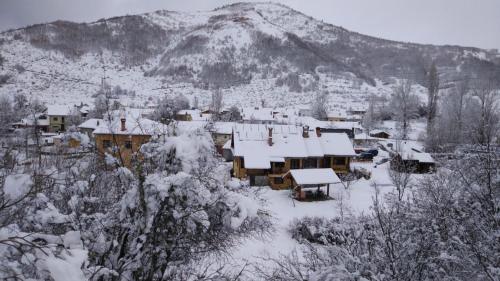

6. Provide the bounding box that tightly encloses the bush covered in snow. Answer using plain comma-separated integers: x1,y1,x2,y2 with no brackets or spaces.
0,126,271,280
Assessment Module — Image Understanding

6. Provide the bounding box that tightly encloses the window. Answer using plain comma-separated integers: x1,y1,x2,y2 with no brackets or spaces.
273,162,285,168
124,141,132,149
334,157,346,165
240,157,245,169
61,117,65,122
324,157,332,168
53,117,58,121
274,177,284,184
290,159,300,169
303,158,318,169
103,140,112,149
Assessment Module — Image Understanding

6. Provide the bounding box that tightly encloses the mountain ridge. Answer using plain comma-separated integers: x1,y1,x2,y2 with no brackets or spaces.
0,2,499,106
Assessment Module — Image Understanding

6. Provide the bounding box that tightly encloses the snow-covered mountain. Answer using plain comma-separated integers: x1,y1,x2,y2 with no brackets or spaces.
0,2,499,106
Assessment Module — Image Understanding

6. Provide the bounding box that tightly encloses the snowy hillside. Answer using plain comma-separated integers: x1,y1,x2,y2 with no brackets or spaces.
0,2,499,107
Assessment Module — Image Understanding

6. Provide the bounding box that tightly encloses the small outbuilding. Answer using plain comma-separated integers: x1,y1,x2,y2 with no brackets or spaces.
370,130,391,139
391,146,436,173
286,168,341,201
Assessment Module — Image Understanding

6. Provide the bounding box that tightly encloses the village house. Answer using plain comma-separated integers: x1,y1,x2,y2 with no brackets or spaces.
231,124,356,189
175,109,212,121
11,113,50,132
370,129,391,139
347,105,368,116
93,113,167,167
327,110,348,122
241,107,277,124
211,122,234,154
353,132,379,148
77,118,103,138
390,142,436,173
47,105,72,132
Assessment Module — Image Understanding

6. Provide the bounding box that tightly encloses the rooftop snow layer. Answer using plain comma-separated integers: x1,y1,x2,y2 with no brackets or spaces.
93,117,167,136
233,124,356,168
289,168,341,185
78,118,103,130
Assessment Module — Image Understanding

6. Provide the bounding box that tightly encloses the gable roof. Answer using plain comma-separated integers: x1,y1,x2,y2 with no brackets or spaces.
93,117,167,136
78,118,103,130
232,124,356,169
396,142,435,163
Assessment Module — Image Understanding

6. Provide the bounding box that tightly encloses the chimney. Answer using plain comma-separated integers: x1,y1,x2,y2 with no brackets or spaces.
315,127,321,137
120,118,126,131
302,126,309,138
268,127,273,146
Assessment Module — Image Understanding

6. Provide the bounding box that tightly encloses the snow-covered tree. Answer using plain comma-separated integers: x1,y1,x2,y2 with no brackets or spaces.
153,94,190,124
310,91,328,120
362,94,378,133
263,144,499,280
0,126,270,280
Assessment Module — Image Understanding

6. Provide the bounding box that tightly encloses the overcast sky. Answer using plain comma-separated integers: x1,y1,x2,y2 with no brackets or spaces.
1,0,499,50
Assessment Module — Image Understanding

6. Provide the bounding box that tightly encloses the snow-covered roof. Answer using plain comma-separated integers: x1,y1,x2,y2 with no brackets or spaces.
47,105,72,116
241,107,275,121
289,168,341,185
354,133,378,140
79,105,90,114
293,117,362,131
370,129,390,135
93,117,167,136
174,120,234,135
109,108,154,120
13,113,49,126
177,109,212,121
319,133,357,156
331,121,362,130
175,120,208,133
233,124,356,168
396,143,435,163
78,118,103,130
213,122,235,134
327,109,347,118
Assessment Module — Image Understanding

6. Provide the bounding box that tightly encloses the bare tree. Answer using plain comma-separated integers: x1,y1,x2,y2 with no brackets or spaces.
470,80,499,145
210,89,223,120
449,78,469,144
0,95,14,134
388,163,413,202
425,62,440,150
391,79,419,140
426,63,439,130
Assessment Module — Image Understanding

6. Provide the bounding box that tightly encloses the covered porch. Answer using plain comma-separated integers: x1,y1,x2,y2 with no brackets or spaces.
285,168,341,201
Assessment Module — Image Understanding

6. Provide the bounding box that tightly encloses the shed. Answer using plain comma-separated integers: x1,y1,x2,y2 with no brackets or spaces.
370,130,391,139
287,168,341,200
